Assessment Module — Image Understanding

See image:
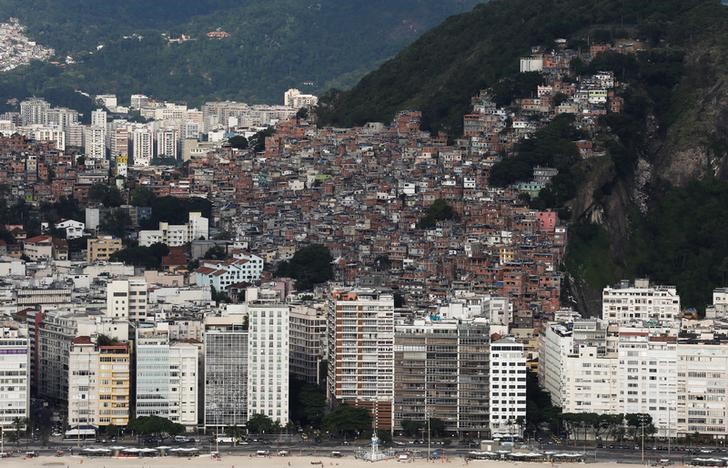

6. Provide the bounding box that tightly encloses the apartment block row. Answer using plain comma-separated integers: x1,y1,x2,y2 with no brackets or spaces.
539,281,728,439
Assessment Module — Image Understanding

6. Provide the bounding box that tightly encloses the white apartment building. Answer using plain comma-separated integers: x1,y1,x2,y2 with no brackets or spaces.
106,278,148,322
135,324,198,429
83,125,106,160
29,125,66,150
676,339,728,437
68,338,130,427
139,212,209,247
539,318,615,409
91,109,107,128
489,336,527,436
194,253,264,291
617,329,678,437
284,88,318,108
47,107,79,129
326,289,394,431
247,303,290,425
0,324,29,432
20,98,50,125
132,125,153,167
603,279,680,324
204,316,248,431
155,127,179,158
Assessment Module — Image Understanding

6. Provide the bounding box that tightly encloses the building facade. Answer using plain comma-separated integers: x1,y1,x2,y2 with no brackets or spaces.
326,289,394,431
247,303,290,425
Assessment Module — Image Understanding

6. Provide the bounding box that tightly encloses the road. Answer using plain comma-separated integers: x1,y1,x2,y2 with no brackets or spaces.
5,436,727,465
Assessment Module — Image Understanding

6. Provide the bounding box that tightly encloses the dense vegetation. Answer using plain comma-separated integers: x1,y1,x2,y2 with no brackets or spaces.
416,198,457,229
0,0,481,107
317,0,713,134
275,244,334,291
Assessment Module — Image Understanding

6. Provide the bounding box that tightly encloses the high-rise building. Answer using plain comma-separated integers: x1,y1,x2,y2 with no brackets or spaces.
326,289,394,431
65,123,84,148
130,94,149,110
132,125,153,167
247,303,289,425
289,305,326,384
91,109,107,128
46,107,79,129
602,279,680,325
155,128,179,159
68,337,130,427
393,319,490,434
0,323,29,432
106,278,148,322
204,316,247,431
676,340,728,437
617,329,677,437
110,126,129,157
83,126,106,160
135,324,198,428
19,98,50,125
489,336,527,436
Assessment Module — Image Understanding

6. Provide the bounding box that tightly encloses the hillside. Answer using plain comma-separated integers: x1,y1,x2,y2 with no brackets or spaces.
319,0,728,313
0,0,482,106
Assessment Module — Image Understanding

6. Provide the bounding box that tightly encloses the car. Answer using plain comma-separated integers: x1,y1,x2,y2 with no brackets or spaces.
256,450,270,456
331,451,343,458
216,436,235,444
278,450,289,456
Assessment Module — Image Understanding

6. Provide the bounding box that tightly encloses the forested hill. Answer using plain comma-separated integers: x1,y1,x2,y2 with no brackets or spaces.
0,0,482,105
316,0,719,135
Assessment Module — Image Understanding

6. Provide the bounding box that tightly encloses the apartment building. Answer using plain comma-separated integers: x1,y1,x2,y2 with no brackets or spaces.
106,278,148,322
602,279,680,324
489,336,527,436
289,305,326,384
135,324,198,428
676,337,728,437
0,324,29,432
326,289,394,431
86,236,122,262
68,338,130,427
393,319,490,435
247,302,290,425
618,329,678,437
139,212,209,247
204,316,247,431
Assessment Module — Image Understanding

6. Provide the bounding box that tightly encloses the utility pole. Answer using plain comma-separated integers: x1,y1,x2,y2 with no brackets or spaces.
668,406,671,458
641,417,645,465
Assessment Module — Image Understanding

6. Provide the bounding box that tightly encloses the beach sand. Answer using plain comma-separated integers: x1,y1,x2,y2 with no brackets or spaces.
0,455,652,468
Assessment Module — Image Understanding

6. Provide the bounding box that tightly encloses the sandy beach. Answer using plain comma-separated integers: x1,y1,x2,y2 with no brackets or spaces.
0,455,654,468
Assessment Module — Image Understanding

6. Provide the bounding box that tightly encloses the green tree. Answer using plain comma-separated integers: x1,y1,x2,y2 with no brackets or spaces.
417,199,456,229
110,243,169,268
247,414,278,434
88,183,123,207
323,405,372,437
275,244,334,290
204,245,227,260
228,135,248,149
290,379,326,428
129,415,184,436
401,420,425,437
99,208,131,238
131,186,156,207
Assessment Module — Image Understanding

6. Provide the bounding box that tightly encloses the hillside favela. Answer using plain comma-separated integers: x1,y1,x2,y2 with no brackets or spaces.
2,1,728,468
